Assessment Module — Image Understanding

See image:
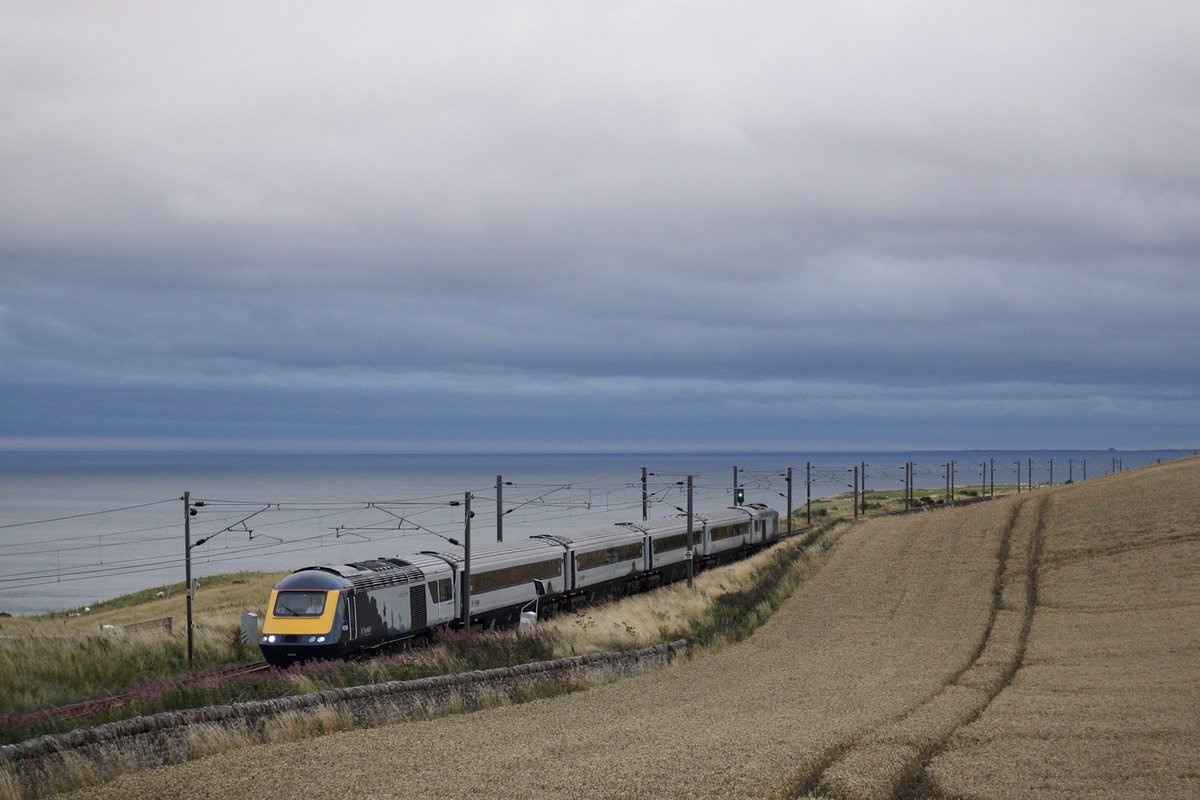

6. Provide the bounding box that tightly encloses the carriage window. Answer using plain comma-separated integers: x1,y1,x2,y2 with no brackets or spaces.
653,532,701,554
577,542,643,571
274,591,327,617
471,558,563,594
710,522,750,542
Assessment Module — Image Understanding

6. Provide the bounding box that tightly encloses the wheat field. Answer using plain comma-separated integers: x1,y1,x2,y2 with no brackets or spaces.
54,457,1199,799
923,458,1200,798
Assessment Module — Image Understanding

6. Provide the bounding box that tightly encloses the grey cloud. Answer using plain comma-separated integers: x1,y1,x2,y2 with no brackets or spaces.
6,5,1197,264
2,3,1198,450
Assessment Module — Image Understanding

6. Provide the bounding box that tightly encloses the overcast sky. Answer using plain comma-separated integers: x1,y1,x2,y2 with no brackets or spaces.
1,2,1197,453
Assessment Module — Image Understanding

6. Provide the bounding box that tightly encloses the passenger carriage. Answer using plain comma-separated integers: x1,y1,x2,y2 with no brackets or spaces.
533,523,648,604
422,538,567,629
642,516,702,584
701,505,776,563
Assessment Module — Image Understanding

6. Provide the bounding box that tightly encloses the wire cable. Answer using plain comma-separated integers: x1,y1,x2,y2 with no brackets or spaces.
0,498,178,529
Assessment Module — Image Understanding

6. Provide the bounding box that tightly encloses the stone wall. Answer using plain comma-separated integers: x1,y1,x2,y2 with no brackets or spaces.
0,641,689,798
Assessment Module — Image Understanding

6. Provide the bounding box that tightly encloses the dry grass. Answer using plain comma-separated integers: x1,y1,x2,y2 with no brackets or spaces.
186,724,253,761
262,705,355,744
0,769,19,800
0,571,283,717
542,533,817,655
186,704,359,762
0,572,283,636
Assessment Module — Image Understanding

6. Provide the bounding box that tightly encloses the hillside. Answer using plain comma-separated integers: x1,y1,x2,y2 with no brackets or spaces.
59,457,1200,800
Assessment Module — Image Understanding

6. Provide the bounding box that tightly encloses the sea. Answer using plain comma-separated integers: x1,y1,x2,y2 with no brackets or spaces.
0,449,1191,616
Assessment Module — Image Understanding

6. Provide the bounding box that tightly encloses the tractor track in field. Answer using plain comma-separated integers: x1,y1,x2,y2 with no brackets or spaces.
898,495,1047,799
790,494,1048,800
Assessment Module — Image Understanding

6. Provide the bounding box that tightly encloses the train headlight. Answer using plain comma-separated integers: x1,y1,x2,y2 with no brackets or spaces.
317,636,326,643
264,635,276,644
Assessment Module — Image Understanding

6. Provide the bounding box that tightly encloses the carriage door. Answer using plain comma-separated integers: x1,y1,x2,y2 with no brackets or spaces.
431,577,454,625
344,590,358,642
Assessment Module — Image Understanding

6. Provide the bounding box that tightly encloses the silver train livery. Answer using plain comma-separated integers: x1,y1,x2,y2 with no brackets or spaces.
259,504,779,667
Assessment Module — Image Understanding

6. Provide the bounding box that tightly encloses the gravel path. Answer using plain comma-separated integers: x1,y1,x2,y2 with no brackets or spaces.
62,501,1016,800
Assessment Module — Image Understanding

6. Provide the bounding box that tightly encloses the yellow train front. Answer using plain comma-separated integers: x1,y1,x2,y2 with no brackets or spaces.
260,556,456,667
259,569,352,665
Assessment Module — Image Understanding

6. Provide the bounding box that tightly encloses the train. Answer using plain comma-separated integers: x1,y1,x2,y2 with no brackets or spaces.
259,503,780,667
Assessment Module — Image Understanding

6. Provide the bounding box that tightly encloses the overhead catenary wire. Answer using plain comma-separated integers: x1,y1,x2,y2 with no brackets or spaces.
0,503,480,590
0,498,179,530
0,459,954,601
0,503,445,557
0,501,462,585
0,469,747,562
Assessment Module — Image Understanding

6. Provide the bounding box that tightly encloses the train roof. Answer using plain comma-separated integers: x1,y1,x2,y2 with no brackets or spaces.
694,506,756,526
523,506,771,544
274,504,778,583
280,553,453,591
635,506,756,533
421,537,564,571
532,522,646,550
274,569,352,591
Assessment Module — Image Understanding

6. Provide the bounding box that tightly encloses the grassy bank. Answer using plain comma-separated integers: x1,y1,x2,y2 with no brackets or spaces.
0,572,284,637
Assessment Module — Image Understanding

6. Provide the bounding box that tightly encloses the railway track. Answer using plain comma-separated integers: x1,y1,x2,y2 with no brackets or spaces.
20,661,273,724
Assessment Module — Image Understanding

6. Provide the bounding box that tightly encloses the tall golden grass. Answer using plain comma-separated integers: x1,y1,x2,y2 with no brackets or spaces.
0,572,282,637
0,768,18,800
541,532,822,655
0,572,281,720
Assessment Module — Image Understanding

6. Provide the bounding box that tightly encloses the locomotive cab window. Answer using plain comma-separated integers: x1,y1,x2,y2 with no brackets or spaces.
431,578,453,603
273,591,327,617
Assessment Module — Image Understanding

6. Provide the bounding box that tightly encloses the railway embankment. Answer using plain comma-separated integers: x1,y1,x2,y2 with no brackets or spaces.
1,641,687,799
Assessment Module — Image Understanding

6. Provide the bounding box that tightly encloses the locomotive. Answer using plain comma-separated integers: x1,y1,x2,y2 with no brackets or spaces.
259,503,779,667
